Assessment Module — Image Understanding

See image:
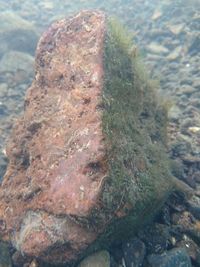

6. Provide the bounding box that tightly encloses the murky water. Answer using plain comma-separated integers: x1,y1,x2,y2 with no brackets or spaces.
0,1,200,266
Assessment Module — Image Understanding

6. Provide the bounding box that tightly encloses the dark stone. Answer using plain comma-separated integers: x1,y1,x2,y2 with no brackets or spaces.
187,201,200,220
138,224,171,254
0,242,12,267
122,238,146,267
177,237,200,267
188,35,200,56
148,248,192,267
170,140,192,158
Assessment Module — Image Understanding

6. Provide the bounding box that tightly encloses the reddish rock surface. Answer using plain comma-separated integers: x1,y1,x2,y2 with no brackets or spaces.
0,10,174,265
0,10,107,264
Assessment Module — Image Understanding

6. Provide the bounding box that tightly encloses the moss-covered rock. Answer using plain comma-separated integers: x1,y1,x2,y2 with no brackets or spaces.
91,17,175,243
0,11,176,266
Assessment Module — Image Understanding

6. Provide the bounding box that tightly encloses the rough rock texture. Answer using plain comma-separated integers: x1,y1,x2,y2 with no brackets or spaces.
0,11,175,265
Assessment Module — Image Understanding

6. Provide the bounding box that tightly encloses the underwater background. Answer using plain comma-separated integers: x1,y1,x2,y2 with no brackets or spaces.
0,0,200,266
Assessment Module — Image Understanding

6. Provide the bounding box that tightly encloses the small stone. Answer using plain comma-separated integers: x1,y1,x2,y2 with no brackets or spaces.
147,42,169,55
188,127,200,134
171,211,194,230
0,51,34,75
0,103,8,116
180,118,195,135
168,24,185,35
170,138,192,158
177,236,200,266
29,259,38,267
193,79,200,89
187,198,200,220
0,83,8,98
171,237,176,246
187,227,200,246
148,248,192,267
151,9,163,20
77,251,110,267
138,224,170,254
12,251,27,267
188,34,200,56
176,85,197,96
39,1,54,10
167,46,182,61
169,62,179,70
180,78,193,86
0,242,12,267
168,105,182,122
170,159,185,180
190,98,200,108
193,171,200,183
122,238,146,267
182,155,200,164
0,11,39,56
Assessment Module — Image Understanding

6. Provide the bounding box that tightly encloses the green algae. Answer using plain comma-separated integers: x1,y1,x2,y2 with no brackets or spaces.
98,17,174,239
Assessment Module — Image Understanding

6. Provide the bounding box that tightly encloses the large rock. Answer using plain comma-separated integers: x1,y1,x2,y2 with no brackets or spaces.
0,11,175,265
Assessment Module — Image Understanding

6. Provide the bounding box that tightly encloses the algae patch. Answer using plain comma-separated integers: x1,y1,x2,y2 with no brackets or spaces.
101,17,174,230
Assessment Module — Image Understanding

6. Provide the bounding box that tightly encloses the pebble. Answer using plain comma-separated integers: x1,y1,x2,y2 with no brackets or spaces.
187,227,200,247
170,138,192,158
167,23,185,35
188,34,200,56
148,248,192,267
193,79,200,89
0,51,34,76
177,236,200,266
0,83,8,98
138,224,171,254
147,42,169,54
0,242,12,267
122,238,146,267
170,159,185,180
168,105,182,122
176,85,197,96
171,211,194,230
167,46,182,61
180,118,195,135
77,251,110,267
151,9,163,20
188,126,200,134
193,171,200,183
187,198,200,220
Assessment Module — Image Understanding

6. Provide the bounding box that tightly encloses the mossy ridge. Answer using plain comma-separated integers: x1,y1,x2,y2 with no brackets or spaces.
101,17,174,223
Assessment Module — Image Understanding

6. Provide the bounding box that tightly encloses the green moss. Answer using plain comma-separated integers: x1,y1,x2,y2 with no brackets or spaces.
99,17,174,233
103,16,173,210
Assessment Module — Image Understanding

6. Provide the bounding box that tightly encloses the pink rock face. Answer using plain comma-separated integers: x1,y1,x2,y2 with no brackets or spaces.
0,11,107,264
